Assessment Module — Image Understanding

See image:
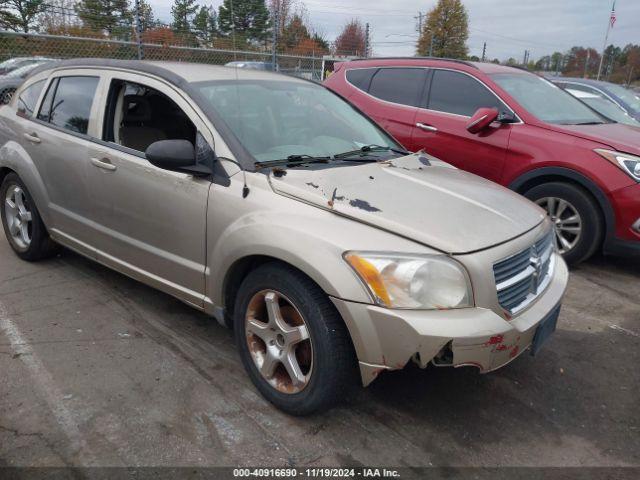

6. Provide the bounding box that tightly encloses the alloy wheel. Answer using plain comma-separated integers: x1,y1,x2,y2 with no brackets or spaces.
4,184,33,249
245,290,313,394
535,196,582,254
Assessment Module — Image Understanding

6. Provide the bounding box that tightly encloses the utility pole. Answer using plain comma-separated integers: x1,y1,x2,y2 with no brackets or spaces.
134,0,143,60
414,12,424,33
584,49,590,78
429,33,434,57
230,0,237,60
481,42,486,62
271,4,279,70
364,23,370,58
522,49,529,66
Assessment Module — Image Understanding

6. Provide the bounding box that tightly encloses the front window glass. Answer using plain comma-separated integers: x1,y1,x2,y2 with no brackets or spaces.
194,80,398,163
429,70,506,116
37,76,99,135
16,80,45,118
103,80,196,153
492,73,604,125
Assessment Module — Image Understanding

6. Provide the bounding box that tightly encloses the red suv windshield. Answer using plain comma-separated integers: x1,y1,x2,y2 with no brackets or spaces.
491,73,606,125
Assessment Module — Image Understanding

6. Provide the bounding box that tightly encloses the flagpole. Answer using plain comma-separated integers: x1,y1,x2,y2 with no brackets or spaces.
597,0,615,80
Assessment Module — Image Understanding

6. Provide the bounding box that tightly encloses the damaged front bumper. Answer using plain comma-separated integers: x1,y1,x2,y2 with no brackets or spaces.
331,255,569,386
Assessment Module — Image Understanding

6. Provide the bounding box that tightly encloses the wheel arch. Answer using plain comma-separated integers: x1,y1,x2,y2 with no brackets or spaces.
0,166,14,185
509,167,614,239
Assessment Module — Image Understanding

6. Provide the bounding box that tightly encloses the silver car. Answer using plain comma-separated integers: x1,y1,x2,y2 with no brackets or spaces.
0,59,568,415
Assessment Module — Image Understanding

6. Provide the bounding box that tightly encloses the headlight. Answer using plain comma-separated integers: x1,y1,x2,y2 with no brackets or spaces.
343,252,473,309
595,149,640,182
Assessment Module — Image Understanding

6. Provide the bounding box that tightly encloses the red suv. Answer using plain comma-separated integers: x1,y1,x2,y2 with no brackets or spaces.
324,58,640,264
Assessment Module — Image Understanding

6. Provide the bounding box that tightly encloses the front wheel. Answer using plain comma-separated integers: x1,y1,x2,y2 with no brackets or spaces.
234,262,357,416
525,182,603,265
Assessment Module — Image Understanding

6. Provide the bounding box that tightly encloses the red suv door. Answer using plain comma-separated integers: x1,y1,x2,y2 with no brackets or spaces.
344,67,428,148
412,69,515,183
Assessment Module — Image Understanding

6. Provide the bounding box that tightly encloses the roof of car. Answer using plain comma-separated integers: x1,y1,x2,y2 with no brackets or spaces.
551,77,618,88
28,58,305,84
343,57,528,75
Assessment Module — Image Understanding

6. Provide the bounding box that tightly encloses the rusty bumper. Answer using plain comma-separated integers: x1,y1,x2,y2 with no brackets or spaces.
331,255,569,386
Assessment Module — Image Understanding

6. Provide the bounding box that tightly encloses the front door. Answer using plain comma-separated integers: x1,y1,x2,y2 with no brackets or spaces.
412,69,513,183
87,74,212,307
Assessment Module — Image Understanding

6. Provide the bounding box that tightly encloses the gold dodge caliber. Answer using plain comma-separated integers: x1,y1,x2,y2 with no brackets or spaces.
0,59,568,415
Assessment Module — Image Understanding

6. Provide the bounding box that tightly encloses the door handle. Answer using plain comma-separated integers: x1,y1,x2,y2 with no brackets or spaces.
23,132,41,143
416,122,438,132
90,157,117,171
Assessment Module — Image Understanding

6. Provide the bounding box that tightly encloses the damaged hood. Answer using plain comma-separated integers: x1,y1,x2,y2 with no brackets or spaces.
268,155,545,254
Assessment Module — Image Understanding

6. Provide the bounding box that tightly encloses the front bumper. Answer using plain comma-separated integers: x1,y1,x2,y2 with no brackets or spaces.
605,183,640,254
331,254,569,386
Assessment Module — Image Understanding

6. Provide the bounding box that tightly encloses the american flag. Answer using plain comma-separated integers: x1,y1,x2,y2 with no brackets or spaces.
610,1,617,28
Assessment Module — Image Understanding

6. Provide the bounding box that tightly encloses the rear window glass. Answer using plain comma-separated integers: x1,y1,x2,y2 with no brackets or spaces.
368,68,427,107
37,76,99,135
346,68,377,91
16,80,45,118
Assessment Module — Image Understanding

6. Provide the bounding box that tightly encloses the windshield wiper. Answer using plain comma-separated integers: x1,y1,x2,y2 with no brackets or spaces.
255,154,331,169
333,144,411,160
569,121,606,125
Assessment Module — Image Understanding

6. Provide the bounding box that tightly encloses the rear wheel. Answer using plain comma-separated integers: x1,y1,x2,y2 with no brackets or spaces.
234,262,357,415
525,182,603,265
1,173,57,261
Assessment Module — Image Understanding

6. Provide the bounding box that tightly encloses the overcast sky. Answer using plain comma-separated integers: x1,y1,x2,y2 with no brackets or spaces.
151,0,639,61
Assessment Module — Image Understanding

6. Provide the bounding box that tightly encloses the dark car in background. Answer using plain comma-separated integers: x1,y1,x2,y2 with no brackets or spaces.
561,87,640,128
0,57,50,76
551,77,640,122
324,58,640,264
0,59,56,104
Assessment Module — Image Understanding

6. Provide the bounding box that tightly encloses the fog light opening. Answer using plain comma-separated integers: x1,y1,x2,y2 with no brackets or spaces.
431,341,454,367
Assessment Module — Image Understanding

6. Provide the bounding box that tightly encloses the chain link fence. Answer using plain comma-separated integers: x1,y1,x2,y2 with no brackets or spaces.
0,30,334,82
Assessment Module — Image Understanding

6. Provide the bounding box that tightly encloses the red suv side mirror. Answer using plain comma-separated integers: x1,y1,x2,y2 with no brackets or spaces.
466,108,499,134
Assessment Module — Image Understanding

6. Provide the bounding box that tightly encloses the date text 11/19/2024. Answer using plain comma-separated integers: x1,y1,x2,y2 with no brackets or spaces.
233,468,402,478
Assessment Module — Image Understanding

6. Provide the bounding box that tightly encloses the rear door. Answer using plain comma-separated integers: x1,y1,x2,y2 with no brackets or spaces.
412,69,513,182
346,67,427,149
86,72,212,307
22,71,103,255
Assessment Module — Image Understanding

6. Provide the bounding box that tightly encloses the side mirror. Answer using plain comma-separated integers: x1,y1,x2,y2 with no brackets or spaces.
145,139,210,176
466,107,499,134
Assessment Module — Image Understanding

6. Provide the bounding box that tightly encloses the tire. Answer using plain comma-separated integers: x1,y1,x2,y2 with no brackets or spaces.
1,173,58,261
233,262,357,416
524,182,603,265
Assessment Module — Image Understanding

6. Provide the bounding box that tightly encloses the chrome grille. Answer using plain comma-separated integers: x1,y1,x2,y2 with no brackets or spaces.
493,230,556,314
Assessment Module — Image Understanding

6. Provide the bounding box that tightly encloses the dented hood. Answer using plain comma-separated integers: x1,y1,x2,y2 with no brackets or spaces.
268,155,545,254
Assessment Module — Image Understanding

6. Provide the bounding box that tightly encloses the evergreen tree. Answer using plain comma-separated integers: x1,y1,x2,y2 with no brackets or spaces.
0,0,46,32
171,0,198,33
136,0,155,31
75,0,132,37
218,0,270,43
193,5,218,44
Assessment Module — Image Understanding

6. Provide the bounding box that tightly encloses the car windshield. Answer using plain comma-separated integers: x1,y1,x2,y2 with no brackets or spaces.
193,79,398,164
603,83,640,113
491,73,605,125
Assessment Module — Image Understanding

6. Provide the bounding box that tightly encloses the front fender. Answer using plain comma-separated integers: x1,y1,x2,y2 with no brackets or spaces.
208,211,373,307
